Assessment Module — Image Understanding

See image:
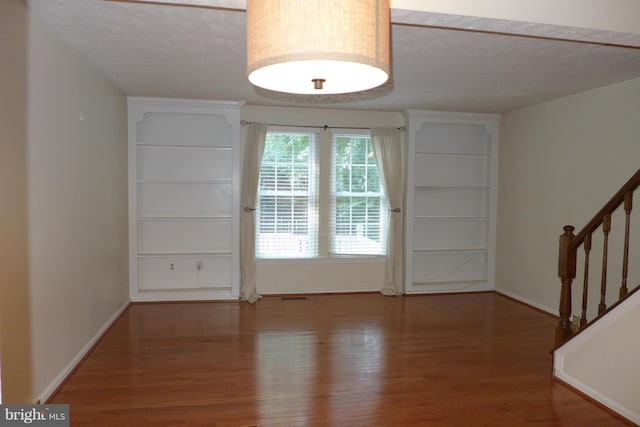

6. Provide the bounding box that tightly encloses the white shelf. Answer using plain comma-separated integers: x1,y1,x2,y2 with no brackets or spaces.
414,151,488,187
137,143,230,149
137,144,232,149
137,179,232,184
139,286,232,293
415,184,489,189
414,216,488,221
137,216,231,221
129,98,242,301
413,187,488,218
137,145,232,182
405,112,498,295
415,151,488,156
413,121,491,155
140,285,233,292
133,106,237,147
413,247,487,253
138,251,232,257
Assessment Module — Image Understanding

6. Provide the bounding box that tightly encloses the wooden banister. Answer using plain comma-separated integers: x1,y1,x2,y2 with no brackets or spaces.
620,192,632,298
568,169,640,250
555,169,640,347
556,225,576,344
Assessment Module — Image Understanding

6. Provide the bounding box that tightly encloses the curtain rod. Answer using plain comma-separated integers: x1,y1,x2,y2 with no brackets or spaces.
240,120,405,131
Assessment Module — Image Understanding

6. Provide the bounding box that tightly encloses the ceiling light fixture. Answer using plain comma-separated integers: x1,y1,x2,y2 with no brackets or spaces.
246,0,390,95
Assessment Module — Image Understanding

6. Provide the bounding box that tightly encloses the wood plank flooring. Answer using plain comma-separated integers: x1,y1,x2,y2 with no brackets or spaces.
49,293,631,426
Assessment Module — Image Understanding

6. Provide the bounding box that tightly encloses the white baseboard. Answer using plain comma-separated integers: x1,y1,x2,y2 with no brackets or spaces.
494,287,557,316
554,371,640,425
131,288,236,302
260,287,380,296
39,300,130,403
405,282,492,294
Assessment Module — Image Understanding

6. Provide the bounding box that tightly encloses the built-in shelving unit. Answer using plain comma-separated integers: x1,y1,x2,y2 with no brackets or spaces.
405,110,499,293
128,98,243,301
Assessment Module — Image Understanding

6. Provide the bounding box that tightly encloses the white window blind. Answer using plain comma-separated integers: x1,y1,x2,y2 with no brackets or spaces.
330,134,388,255
256,132,318,258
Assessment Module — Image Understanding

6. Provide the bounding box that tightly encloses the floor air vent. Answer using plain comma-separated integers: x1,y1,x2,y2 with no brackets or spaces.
281,296,307,300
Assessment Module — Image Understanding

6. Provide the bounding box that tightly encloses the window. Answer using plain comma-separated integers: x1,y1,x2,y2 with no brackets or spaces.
331,134,387,255
256,132,318,258
256,129,387,259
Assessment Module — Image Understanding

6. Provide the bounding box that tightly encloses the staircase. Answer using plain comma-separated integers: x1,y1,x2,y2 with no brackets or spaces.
553,168,640,424
555,168,640,346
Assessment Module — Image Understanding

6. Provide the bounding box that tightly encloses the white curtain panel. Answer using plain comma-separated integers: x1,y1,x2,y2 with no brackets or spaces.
371,127,404,296
240,122,267,303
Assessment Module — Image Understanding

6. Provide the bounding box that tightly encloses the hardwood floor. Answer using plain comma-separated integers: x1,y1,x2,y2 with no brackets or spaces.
50,293,631,426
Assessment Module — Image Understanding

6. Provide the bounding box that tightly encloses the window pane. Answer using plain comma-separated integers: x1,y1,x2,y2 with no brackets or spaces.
259,165,276,191
276,164,292,191
292,165,308,191
330,135,388,255
257,132,317,258
351,166,366,192
367,166,380,192
273,136,292,162
350,138,367,165
335,196,352,235
334,137,350,165
275,196,292,233
258,196,275,234
293,137,309,163
335,164,350,193
292,196,309,234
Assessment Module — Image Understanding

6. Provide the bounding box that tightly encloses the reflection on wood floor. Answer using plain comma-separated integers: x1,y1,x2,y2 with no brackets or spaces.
50,293,631,426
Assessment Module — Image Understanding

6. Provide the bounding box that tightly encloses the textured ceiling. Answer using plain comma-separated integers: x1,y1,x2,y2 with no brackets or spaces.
28,0,640,113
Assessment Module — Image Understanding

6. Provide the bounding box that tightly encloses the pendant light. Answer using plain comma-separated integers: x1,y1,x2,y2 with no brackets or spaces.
246,0,390,95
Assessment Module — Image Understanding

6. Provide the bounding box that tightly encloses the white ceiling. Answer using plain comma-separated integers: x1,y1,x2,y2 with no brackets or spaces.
28,0,640,113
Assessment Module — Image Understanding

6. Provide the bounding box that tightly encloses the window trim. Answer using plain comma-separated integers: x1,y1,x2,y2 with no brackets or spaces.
255,127,390,261
255,130,319,259
330,132,388,256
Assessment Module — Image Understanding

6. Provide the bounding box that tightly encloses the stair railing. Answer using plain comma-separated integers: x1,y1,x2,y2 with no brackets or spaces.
556,169,640,347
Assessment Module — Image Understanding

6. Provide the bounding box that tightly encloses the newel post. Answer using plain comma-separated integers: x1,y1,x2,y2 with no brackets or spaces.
556,225,576,347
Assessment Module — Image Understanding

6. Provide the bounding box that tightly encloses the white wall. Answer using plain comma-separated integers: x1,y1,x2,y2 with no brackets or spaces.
554,291,640,424
241,106,404,294
496,76,640,314
28,15,129,401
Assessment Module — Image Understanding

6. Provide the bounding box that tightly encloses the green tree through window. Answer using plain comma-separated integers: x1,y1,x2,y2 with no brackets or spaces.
332,135,387,255
256,133,317,258
255,130,387,258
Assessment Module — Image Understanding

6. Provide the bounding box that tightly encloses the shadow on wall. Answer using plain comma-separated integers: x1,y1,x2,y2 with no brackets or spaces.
0,0,33,404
